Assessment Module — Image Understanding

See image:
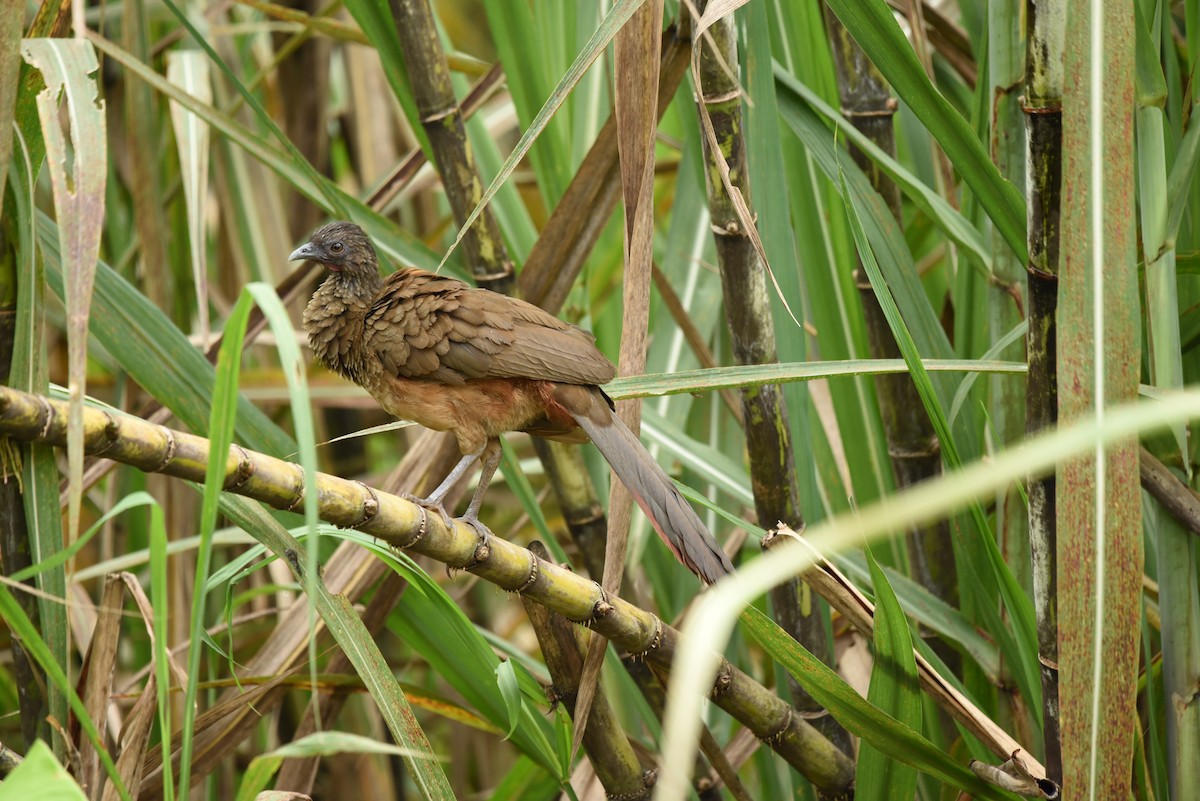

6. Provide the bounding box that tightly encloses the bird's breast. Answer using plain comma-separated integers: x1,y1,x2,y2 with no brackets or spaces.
367,374,582,453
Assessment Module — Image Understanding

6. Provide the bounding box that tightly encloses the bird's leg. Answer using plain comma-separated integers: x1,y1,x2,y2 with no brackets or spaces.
458,438,503,542
403,449,482,529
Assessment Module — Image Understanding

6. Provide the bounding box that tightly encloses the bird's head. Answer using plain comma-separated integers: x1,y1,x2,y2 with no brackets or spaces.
289,221,378,276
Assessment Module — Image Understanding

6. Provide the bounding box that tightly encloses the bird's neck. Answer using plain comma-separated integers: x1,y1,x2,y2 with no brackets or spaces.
303,270,384,383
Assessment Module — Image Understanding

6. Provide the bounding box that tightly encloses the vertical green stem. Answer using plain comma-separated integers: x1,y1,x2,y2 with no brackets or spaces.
986,0,1028,593
1056,1,1141,797
1135,8,1200,794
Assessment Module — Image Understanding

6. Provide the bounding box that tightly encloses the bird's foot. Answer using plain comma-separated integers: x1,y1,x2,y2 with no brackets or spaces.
401,493,455,532
457,512,495,567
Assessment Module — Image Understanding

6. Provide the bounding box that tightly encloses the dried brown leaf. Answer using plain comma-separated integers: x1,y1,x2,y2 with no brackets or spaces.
77,575,124,799
573,0,665,762
117,572,190,697
101,672,158,801
139,669,300,799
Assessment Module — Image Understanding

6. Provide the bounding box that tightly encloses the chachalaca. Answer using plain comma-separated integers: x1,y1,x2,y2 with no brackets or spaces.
291,221,733,584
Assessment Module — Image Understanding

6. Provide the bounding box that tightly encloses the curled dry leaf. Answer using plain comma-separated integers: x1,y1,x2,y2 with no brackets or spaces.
970,750,1061,799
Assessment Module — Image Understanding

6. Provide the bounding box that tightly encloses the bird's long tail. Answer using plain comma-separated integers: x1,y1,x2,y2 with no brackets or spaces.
556,385,734,584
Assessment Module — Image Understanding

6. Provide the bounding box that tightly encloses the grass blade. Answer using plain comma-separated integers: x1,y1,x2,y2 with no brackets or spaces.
821,0,1027,261
166,50,213,347
176,291,254,796
742,606,1005,799
20,39,106,548
774,66,991,274
6,111,68,751
854,552,920,800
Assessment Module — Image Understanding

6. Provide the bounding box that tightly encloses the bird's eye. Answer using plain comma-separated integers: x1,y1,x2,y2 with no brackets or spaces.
330,242,345,254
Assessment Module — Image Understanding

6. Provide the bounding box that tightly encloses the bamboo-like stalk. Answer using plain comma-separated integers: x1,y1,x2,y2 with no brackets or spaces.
0,386,856,795
693,8,850,756
694,12,801,544
388,0,514,293
986,0,1028,601
1056,1,1141,796
619,657,723,801
532,438,610,576
522,543,652,800
1022,0,1063,783
821,9,959,619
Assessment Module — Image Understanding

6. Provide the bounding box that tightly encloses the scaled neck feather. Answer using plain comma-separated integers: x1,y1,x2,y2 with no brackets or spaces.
303,270,383,384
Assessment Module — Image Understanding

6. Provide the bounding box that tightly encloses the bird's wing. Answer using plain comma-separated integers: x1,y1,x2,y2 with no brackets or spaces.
364,269,616,386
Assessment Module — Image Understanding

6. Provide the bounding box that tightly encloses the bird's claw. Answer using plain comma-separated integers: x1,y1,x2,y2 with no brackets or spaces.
458,513,494,542
401,493,455,532
458,513,494,565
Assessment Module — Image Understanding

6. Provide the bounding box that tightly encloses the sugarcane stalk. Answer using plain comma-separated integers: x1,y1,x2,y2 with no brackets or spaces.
987,0,1029,596
532,438,611,576
1055,0,1141,795
821,7,959,617
388,0,514,292
522,543,653,800
0,385,856,795
1022,0,1064,782
693,6,851,757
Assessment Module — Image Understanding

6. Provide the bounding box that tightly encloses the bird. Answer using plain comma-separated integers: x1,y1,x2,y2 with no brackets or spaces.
291,221,733,584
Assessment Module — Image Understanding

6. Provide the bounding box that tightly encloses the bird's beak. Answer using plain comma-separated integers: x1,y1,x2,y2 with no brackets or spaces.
289,242,317,262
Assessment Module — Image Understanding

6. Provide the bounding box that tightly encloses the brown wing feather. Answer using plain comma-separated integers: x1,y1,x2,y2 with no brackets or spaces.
363,268,616,386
